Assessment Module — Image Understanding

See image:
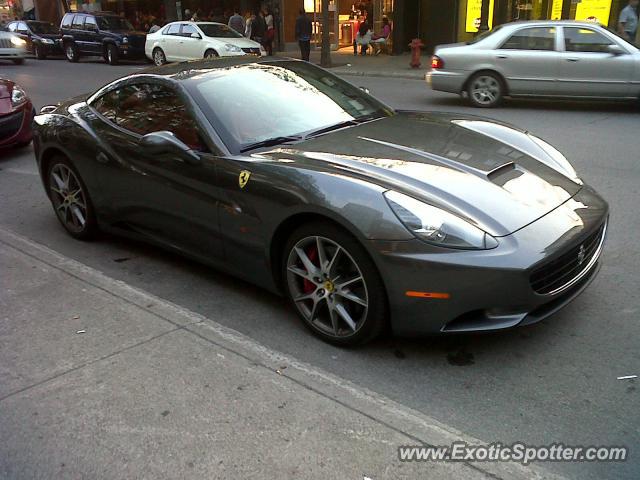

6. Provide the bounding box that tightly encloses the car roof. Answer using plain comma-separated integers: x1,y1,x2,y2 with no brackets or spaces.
166,21,226,26
502,19,607,29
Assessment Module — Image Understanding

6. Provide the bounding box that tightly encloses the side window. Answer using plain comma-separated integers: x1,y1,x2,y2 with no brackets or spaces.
181,24,198,37
95,84,205,151
7,22,17,32
501,27,556,51
166,23,181,35
564,27,612,53
17,22,29,33
85,16,98,31
61,14,74,29
71,15,85,30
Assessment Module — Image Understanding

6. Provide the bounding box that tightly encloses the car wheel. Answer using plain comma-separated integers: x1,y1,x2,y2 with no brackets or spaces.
204,49,219,59
283,222,387,346
12,58,25,65
65,43,79,62
153,47,166,66
47,156,98,240
34,44,46,60
467,72,503,108
106,44,119,65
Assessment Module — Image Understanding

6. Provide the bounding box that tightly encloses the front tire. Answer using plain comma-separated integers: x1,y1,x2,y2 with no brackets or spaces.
106,44,119,65
204,49,219,59
467,72,503,108
34,44,47,60
46,156,98,240
152,47,166,66
65,42,79,62
283,222,387,346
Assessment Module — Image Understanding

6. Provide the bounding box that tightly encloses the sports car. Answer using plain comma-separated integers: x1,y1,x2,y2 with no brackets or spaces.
32,57,608,346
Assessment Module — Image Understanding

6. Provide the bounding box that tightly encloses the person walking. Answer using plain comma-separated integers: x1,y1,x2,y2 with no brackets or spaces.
264,7,275,56
228,10,245,35
618,0,639,43
295,9,312,61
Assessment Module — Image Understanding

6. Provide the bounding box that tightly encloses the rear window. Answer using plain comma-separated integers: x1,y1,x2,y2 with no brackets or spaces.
466,25,503,45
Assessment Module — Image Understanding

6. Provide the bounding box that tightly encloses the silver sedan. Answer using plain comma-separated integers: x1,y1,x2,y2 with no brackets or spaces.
427,20,640,107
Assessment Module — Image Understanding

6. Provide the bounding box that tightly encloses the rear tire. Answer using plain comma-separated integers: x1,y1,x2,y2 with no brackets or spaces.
152,47,166,66
467,71,503,108
46,155,98,240
282,221,387,346
106,44,119,65
65,42,79,62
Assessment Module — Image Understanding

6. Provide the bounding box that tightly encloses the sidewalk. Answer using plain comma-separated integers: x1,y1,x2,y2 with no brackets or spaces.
0,227,559,480
295,47,429,80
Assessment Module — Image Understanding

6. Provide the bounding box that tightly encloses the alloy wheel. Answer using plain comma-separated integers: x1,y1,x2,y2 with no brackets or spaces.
470,75,501,106
153,49,165,65
286,236,369,338
49,164,88,234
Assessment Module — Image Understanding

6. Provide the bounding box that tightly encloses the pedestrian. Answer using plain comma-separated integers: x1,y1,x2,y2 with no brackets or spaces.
354,16,371,55
295,9,312,61
191,9,201,22
184,9,191,21
251,8,266,45
149,18,161,33
263,7,275,56
244,11,254,38
618,0,639,43
228,9,245,35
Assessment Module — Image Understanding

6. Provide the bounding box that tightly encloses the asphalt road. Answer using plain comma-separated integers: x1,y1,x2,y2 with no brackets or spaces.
1,57,638,479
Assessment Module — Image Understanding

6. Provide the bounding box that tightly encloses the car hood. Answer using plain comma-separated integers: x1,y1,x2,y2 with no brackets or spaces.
261,111,582,237
214,36,261,48
36,33,62,40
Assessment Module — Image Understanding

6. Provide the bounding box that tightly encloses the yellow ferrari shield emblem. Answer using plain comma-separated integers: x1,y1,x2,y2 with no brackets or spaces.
238,170,251,189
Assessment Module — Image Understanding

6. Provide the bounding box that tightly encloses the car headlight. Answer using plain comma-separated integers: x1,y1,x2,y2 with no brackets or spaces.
11,86,27,108
384,191,498,250
224,43,242,53
122,37,129,44
10,35,26,47
42,38,54,45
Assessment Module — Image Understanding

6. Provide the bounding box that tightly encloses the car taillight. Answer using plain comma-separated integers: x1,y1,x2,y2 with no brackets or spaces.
431,55,444,69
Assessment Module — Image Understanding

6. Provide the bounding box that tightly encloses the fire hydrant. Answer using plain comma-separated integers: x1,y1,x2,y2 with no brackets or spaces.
409,38,424,69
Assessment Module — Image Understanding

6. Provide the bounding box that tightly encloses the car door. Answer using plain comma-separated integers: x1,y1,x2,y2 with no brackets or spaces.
495,26,559,95
70,14,87,53
161,23,182,61
83,16,102,55
178,24,203,60
88,82,224,259
558,26,634,97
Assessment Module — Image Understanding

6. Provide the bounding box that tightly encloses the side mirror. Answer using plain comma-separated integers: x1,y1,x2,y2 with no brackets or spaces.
139,131,200,164
607,44,625,55
191,32,201,39
359,86,370,94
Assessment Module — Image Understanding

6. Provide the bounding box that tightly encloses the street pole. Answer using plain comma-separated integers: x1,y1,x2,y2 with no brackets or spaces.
320,0,332,67
478,0,491,32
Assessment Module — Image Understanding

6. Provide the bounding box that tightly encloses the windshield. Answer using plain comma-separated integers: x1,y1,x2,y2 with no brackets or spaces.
29,22,58,34
198,23,243,38
605,27,639,51
97,16,134,31
189,61,394,152
466,25,503,44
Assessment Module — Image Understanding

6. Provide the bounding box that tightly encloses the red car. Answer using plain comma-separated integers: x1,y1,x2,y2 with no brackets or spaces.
0,78,34,150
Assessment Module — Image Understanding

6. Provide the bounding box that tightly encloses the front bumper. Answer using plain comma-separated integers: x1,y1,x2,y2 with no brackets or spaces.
117,45,146,59
37,41,63,56
369,186,609,336
0,102,34,148
0,46,28,60
426,69,467,94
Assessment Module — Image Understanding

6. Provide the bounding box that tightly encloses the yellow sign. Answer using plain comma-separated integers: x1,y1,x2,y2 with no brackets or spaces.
238,170,251,189
466,0,495,33
550,0,563,20
574,0,612,24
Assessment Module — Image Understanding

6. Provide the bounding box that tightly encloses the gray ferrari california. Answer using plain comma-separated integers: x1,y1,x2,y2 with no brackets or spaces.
32,57,608,345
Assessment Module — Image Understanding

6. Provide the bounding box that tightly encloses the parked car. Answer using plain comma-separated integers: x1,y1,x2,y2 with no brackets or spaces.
427,20,640,107
0,78,34,149
0,30,28,64
60,11,146,65
6,20,63,59
146,21,265,66
33,57,608,346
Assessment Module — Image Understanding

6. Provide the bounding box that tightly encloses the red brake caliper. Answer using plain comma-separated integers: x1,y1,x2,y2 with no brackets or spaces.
302,246,318,294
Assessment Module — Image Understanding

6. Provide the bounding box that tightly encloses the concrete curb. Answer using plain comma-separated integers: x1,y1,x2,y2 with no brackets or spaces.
0,226,565,480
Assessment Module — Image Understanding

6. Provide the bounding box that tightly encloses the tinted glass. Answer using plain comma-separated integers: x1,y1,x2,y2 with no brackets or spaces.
501,27,556,51
7,22,17,32
564,27,613,53
17,22,29,33
29,22,58,34
71,15,85,30
181,24,198,37
466,25,503,45
199,24,242,38
61,14,74,29
84,16,97,31
96,16,133,31
188,61,393,149
166,23,181,35
93,84,204,150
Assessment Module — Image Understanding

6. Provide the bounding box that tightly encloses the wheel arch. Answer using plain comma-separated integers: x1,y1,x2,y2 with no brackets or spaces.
39,146,69,196
462,68,509,96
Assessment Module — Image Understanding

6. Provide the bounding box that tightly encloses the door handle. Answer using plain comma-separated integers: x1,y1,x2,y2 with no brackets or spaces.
566,57,579,62
496,54,508,59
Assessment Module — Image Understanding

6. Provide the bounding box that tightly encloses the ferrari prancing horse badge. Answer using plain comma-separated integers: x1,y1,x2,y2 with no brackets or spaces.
239,170,251,189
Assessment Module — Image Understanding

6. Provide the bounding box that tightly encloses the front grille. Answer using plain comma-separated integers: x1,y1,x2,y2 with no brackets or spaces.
128,36,146,49
530,222,606,295
0,38,12,48
0,110,24,139
242,47,261,55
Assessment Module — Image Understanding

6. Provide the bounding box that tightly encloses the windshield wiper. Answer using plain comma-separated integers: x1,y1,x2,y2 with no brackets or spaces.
239,135,302,153
303,120,358,139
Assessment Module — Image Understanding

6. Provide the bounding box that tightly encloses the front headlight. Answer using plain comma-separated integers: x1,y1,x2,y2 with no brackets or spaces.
224,43,242,52
384,191,498,250
11,86,27,108
42,38,55,45
10,35,26,47
122,37,129,44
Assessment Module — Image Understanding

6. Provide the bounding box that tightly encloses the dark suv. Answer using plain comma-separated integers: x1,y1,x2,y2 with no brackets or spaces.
60,11,146,65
